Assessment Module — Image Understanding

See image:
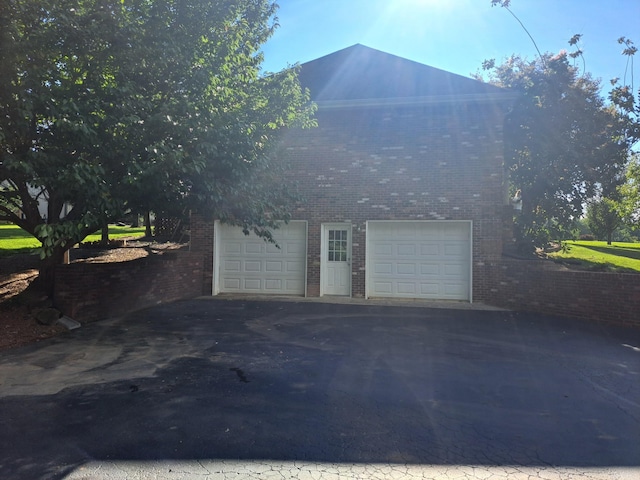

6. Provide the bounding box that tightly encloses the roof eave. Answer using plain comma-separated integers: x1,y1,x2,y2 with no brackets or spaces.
314,92,518,110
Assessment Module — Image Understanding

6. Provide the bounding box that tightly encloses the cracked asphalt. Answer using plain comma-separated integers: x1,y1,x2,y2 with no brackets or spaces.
0,298,639,479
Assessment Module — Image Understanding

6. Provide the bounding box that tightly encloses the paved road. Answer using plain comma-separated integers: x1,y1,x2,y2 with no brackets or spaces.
0,299,639,479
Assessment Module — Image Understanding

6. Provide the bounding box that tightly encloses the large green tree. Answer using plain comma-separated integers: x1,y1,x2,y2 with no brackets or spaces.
610,38,640,227
478,53,630,251
0,0,313,292
618,153,640,227
585,197,623,245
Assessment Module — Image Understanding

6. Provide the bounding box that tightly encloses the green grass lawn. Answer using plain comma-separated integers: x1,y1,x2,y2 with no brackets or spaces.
0,224,145,256
548,240,640,273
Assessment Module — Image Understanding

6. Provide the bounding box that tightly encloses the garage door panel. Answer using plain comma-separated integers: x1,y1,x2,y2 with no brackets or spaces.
265,243,282,254
265,279,283,290
444,243,466,256
420,263,441,275
286,260,304,272
420,283,440,295
397,282,417,294
420,244,440,256
223,278,241,290
443,223,469,237
265,261,283,272
397,244,416,256
397,230,414,238
243,243,261,254
244,261,261,272
373,281,393,294
286,243,304,254
218,222,306,295
368,221,470,301
443,283,467,296
223,260,242,272
285,279,302,290
397,263,416,275
374,263,393,274
417,225,436,238
224,243,241,254
444,263,466,276
374,243,393,256
244,279,262,290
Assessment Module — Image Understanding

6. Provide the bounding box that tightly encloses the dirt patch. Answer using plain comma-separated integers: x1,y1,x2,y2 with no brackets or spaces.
0,267,66,350
0,304,67,350
0,241,183,351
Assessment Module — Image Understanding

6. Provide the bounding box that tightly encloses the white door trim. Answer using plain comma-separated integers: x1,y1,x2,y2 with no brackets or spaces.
320,223,352,296
213,220,221,295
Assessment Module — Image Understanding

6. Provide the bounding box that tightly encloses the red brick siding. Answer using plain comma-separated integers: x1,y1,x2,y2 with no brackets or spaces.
191,101,509,300
282,103,507,299
481,260,640,328
189,213,214,295
53,251,204,323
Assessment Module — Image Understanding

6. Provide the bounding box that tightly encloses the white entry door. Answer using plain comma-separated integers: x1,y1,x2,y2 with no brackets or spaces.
321,224,351,296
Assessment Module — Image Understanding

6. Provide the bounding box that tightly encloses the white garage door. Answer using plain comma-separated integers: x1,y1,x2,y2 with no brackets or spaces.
217,222,307,295
367,221,471,301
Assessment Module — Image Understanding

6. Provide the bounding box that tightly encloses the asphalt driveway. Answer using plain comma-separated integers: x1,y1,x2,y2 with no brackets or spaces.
0,299,639,479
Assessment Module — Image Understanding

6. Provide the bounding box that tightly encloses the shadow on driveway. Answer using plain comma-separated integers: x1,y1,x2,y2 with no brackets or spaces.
1,299,639,479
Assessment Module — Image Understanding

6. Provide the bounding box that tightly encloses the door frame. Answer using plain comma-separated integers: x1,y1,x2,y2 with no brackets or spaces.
320,223,352,297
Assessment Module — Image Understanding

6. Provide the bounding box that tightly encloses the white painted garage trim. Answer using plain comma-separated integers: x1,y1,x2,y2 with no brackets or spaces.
213,221,308,296
366,220,473,302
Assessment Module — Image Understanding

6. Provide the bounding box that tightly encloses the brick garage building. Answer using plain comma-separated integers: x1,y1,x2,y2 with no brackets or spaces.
192,45,515,303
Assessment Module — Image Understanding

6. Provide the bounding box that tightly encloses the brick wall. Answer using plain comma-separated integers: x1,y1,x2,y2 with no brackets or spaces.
53,250,204,323
190,101,509,299
282,102,508,299
189,213,214,294
482,259,640,328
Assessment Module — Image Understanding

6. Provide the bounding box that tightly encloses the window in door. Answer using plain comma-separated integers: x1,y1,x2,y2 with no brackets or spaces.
328,229,348,262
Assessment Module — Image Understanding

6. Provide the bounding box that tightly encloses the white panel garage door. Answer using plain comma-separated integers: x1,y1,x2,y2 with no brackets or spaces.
217,222,307,295
367,221,471,301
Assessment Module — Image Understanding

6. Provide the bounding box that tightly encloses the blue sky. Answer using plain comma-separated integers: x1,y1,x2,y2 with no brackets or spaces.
261,0,639,91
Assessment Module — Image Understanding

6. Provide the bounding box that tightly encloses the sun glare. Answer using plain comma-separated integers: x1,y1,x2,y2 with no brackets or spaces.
402,0,453,9
386,0,459,19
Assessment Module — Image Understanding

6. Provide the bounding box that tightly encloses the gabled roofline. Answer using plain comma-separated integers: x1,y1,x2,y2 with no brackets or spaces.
302,44,503,92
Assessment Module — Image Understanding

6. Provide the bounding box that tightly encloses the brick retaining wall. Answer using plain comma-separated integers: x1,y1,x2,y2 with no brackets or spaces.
482,259,640,328
166,226,640,329
53,250,204,323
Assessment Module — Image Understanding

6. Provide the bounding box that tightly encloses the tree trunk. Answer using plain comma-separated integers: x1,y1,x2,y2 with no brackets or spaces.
144,211,152,238
607,232,612,245
35,246,67,298
101,222,109,245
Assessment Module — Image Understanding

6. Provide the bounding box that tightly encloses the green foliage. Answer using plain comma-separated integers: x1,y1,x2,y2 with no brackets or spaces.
585,198,624,245
0,0,314,265
480,53,629,251
612,224,640,243
618,153,640,226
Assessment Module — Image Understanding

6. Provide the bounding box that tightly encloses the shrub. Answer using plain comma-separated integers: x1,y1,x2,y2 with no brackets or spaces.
579,234,595,241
